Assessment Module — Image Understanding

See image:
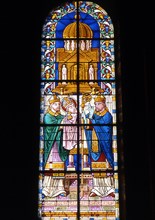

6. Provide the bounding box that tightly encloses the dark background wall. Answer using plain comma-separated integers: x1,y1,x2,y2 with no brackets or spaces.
0,1,154,220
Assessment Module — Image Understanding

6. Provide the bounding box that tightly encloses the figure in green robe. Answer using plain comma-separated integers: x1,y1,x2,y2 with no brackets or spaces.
42,95,69,197
43,95,69,167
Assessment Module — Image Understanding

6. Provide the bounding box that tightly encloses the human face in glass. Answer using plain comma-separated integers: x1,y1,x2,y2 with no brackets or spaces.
95,101,105,112
51,102,60,112
67,103,77,113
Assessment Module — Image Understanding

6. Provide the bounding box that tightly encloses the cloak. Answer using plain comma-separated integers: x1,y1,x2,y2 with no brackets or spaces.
85,110,114,168
43,112,69,166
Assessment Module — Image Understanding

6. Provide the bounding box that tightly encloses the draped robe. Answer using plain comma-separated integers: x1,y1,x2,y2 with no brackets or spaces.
85,109,114,169
44,111,69,166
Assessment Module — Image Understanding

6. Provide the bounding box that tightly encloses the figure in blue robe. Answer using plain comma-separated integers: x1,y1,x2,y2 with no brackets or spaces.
84,96,114,170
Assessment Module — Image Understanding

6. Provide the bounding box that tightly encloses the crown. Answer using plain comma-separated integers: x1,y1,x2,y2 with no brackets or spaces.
94,94,106,102
49,95,60,104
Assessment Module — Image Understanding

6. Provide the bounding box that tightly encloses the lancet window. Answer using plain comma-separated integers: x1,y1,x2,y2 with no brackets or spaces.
38,1,123,219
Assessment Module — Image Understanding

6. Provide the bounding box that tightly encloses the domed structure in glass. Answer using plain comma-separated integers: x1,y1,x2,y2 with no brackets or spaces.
63,21,93,38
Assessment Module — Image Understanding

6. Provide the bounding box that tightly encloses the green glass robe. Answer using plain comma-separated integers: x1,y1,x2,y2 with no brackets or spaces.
44,112,69,166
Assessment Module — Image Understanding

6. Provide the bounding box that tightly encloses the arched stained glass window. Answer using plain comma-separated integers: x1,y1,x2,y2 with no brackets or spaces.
38,1,125,219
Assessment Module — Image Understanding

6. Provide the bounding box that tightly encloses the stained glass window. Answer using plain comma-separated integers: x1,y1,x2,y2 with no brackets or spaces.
38,1,124,219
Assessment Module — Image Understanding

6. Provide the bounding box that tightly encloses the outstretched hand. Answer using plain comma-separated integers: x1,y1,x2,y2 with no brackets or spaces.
86,103,94,119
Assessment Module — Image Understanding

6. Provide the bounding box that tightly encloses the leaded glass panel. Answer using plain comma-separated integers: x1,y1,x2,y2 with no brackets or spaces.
39,1,122,219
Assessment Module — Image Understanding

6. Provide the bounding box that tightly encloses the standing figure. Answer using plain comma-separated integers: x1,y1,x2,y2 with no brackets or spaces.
42,95,69,197
88,64,94,83
62,64,67,84
83,94,115,197
61,97,78,169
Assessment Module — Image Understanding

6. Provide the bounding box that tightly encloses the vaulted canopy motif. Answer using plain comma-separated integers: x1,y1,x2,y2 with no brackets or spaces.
55,18,100,94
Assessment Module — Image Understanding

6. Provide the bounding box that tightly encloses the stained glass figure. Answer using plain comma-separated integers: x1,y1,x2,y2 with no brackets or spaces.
39,1,121,220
